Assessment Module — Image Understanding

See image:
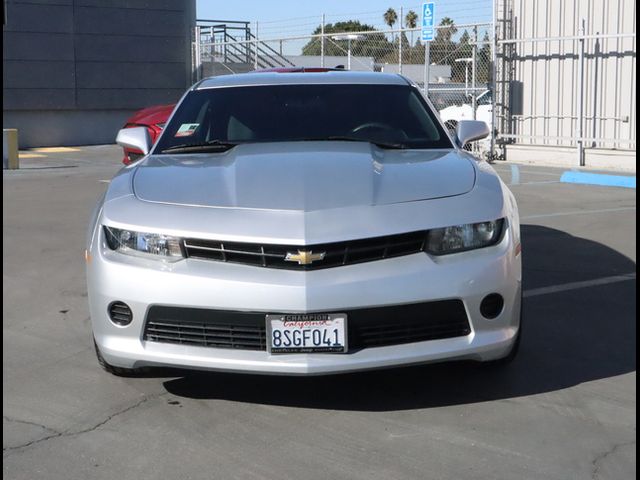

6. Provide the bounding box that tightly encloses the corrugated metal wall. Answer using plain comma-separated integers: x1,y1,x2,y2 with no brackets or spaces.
500,0,636,151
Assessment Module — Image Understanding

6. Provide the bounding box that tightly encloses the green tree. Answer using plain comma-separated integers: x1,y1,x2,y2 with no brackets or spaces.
398,31,413,63
451,30,472,82
477,31,492,83
301,21,392,62
430,17,458,66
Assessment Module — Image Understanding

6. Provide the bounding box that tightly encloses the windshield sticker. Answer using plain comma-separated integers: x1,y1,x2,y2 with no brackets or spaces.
175,123,200,137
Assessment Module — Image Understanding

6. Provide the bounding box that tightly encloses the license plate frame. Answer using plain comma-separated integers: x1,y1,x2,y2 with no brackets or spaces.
266,313,348,354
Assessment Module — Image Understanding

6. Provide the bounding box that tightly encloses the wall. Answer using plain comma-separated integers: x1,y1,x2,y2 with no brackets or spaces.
2,0,196,147
499,0,636,158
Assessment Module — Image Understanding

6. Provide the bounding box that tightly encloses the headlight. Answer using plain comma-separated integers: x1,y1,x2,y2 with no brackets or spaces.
104,226,184,261
425,219,505,255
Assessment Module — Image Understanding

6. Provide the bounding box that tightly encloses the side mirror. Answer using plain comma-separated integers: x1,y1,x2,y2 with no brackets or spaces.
456,120,489,148
116,127,152,155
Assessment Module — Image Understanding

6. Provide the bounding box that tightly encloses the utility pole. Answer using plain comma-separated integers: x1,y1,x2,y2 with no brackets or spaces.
472,25,478,120
254,21,259,70
321,14,325,67
399,6,403,74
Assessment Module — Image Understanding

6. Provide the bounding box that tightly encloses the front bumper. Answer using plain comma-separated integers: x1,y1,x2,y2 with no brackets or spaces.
88,227,521,375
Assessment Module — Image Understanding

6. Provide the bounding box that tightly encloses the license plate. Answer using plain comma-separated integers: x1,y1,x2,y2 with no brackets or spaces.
266,313,348,354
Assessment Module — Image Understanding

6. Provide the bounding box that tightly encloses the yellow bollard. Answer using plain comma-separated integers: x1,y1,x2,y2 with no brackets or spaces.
3,129,19,169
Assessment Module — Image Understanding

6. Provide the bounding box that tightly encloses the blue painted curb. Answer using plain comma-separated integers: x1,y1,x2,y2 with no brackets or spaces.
560,171,636,189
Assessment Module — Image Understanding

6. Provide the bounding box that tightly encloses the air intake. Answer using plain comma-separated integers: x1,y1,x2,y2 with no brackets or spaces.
108,301,133,326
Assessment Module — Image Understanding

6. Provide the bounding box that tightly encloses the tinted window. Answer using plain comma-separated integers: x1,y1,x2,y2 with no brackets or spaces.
155,84,452,152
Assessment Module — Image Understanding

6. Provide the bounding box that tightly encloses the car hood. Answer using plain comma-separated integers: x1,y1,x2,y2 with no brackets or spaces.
132,142,476,212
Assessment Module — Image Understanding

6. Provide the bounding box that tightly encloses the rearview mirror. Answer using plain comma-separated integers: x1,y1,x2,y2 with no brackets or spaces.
116,127,152,155
456,120,489,148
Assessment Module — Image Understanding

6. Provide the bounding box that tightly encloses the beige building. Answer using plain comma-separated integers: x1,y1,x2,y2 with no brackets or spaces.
496,0,636,169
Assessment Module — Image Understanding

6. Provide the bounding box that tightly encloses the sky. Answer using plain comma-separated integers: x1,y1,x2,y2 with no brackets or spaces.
196,0,493,38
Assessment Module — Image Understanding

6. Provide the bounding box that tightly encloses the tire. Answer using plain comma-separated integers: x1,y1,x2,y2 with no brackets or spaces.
93,338,147,377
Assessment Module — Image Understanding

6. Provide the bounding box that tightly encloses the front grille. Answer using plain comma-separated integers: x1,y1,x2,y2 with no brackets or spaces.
143,300,470,351
183,231,427,270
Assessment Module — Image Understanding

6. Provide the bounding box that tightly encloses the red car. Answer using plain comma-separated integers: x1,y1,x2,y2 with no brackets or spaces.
120,103,175,164
119,67,344,164
256,66,345,73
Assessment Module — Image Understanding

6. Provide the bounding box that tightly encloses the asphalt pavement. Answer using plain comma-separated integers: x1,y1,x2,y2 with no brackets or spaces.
3,146,636,480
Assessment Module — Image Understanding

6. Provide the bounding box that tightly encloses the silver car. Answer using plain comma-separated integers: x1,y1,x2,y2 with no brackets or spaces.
86,72,522,376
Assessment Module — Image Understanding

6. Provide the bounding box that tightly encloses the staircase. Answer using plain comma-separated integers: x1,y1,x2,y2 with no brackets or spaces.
196,20,295,77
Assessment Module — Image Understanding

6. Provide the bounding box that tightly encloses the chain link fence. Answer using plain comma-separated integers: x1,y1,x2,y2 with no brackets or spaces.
194,21,496,158
192,6,636,167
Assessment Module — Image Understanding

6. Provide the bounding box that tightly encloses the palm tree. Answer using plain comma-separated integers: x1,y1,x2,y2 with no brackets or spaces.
405,10,418,29
437,17,458,43
405,10,418,50
382,8,398,42
383,7,398,41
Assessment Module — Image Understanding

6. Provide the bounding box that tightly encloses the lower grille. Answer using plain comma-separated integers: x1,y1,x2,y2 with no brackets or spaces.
143,300,470,351
144,309,267,350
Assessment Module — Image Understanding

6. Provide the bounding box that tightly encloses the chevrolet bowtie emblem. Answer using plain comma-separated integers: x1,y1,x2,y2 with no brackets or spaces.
284,250,326,265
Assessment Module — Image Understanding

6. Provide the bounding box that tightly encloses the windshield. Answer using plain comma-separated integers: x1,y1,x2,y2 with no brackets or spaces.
154,84,452,153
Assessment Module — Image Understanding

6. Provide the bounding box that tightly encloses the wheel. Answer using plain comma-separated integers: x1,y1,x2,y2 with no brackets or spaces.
93,338,147,377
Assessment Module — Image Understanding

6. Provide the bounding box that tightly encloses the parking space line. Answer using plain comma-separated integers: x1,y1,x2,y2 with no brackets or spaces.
31,147,81,153
510,180,562,186
510,165,520,185
522,206,636,220
493,167,562,177
523,273,636,298
560,171,636,189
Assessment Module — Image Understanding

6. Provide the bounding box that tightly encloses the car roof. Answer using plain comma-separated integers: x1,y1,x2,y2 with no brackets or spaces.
195,71,410,90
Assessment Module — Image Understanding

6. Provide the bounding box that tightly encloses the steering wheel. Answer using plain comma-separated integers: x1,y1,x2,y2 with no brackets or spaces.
350,122,395,134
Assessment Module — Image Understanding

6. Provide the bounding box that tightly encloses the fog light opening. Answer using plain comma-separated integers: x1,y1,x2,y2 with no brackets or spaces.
480,294,504,319
108,301,133,326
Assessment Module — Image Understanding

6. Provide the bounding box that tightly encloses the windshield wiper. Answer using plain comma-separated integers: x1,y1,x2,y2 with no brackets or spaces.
160,139,239,154
300,136,408,149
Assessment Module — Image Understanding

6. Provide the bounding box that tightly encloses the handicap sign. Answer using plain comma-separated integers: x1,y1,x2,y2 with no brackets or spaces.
422,2,435,41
